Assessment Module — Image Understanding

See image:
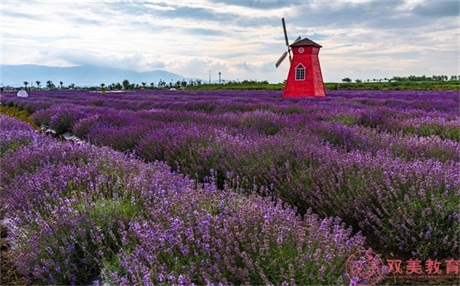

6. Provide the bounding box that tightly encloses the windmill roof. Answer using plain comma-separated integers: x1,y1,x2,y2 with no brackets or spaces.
290,38,322,48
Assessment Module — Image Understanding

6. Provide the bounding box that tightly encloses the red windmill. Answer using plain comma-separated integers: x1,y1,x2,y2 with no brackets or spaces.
275,18,326,98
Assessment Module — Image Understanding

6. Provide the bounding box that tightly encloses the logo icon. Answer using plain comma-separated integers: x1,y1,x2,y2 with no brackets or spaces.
345,249,387,286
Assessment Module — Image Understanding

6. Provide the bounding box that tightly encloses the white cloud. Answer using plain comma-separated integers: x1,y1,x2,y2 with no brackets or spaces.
1,0,458,83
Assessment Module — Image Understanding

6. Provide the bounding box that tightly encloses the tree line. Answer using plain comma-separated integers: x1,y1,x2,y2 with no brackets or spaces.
19,78,206,91
13,74,460,92
341,74,459,83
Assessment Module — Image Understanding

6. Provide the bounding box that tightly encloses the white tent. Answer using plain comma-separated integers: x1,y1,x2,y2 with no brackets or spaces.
17,89,28,97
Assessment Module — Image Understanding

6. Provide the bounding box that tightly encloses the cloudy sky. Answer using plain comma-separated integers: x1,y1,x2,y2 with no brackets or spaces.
1,0,458,83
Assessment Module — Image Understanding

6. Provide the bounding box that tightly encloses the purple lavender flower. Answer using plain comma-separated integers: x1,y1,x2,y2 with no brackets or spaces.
1,89,458,284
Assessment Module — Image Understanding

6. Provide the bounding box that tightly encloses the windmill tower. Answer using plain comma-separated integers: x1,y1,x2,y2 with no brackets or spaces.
275,18,326,98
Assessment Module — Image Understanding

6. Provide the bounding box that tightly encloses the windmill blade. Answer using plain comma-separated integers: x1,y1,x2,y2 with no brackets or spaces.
282,18,289,47
275,51,288,68
281,18,292,62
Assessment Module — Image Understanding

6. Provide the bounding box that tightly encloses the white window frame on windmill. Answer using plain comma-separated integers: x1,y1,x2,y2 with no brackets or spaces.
295,64,306,81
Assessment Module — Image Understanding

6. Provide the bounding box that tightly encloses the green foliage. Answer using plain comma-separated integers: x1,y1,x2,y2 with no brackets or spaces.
0,106,37,128
184,74,459,91
189,80,284,91
325,78,459,91
188,79,459,91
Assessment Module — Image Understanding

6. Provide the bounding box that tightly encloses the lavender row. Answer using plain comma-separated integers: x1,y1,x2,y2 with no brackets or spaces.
2,90,459,137
72,111,457,259
2,90,458,114
0,115,50,156
133,124,459,259
310,121,459,162
2,90,459,260
1,115,365,285
24,99,460,161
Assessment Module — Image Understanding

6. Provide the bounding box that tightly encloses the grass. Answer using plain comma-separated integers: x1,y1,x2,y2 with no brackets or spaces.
0,105,38,129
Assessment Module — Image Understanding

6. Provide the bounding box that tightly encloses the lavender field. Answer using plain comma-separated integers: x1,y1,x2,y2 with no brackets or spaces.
1,89,459,285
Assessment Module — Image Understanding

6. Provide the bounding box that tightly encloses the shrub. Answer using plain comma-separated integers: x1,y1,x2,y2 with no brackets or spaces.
1,117,365,285
105,192,365,285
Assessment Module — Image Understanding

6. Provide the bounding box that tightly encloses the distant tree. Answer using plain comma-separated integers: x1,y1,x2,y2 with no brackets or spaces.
60,81,64,89
122,79,130,90
341,77,352,83
355,79,362,83
46,80,55,90
23,81,29,90
158,79,167,89
69,83,75,89
36,80,41,90
100,83,106,94
150,82,154,89
141,82,147,88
